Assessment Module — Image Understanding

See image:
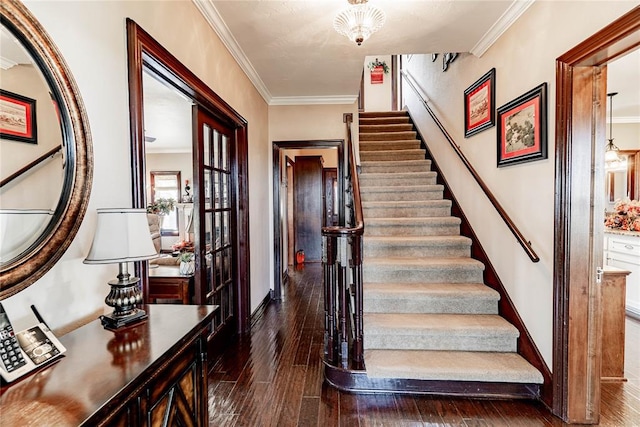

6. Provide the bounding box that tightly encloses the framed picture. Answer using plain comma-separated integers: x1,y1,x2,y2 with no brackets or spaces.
0,89,37,144
496,82,547,167
464,68,496,137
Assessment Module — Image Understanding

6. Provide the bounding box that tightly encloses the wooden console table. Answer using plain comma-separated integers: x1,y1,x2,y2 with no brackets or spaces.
601,266,630,382
0,304,216,426
149,266,194,304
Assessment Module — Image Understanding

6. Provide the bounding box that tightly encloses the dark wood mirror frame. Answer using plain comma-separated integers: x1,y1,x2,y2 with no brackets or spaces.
0,0,93,298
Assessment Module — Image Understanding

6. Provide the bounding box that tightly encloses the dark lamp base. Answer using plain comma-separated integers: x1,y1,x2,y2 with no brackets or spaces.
100,308,148,330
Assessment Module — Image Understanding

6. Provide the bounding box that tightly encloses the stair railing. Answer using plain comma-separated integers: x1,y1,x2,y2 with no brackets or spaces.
322,113,365,370
0,145,63,189
401,70,540,263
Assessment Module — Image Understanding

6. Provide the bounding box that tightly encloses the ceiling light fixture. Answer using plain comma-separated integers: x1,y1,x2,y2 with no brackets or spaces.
333,0,386,46
605,92,622,170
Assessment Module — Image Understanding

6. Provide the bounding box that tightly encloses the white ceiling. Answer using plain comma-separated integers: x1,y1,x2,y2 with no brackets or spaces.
197,0,532,104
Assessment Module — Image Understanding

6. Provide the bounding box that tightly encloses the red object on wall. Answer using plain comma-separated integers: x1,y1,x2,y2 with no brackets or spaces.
370,66,384,84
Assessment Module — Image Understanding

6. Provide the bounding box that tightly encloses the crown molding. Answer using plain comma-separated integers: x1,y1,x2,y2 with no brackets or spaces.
270,96,358,106
470,0,535,58
611,116,640,124
0,56,17,70
192,0,272,104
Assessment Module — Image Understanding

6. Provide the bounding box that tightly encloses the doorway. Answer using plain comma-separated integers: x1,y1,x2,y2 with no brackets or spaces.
272,140,344,299
126,20,251,348
553,7,640,423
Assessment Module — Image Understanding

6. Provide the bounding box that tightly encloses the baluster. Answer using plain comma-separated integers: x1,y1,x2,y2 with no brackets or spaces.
351,234,364,368
338,235,349,369
323,235,338,363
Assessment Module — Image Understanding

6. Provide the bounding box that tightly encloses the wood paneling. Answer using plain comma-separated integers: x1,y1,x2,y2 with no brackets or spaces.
601,268,631,381
294,156,324,263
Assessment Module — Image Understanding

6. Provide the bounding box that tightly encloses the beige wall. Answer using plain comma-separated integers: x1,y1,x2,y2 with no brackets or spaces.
5,0,269,330
612,122,640,151
364,54,392,112
1,64,63,211
403,1,637,366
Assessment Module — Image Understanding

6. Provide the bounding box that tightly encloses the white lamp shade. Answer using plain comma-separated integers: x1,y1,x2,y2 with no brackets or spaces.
84,208,159,264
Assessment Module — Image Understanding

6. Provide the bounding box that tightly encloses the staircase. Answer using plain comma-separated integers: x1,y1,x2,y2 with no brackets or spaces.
358,111,543,395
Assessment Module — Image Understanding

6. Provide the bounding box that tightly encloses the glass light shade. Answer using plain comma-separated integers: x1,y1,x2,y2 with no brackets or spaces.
334,3,386,46
84,208,158,264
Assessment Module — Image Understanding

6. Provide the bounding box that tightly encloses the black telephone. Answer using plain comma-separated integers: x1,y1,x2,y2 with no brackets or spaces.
0,303,66,383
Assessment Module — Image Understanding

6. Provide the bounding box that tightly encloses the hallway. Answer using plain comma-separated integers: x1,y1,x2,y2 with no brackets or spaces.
207,264,640,426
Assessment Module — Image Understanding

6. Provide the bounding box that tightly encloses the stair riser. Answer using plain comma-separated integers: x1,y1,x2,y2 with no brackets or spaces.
363,265,484,284
360,124,414,133
360,150,425,161
360,141,421,151
361,190,443,202
365,223,461,236
360,163,431,173
360,176,438,187
363,334,517,352
361,131,417,141
364,205,451,218
364,243,470,258
364,297,497,315
360,112,409,119
359,117,410,125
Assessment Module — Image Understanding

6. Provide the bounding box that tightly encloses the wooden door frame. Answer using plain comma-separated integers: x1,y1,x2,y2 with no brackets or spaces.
553,7,640,423
126,19,251,334
272,140,344,300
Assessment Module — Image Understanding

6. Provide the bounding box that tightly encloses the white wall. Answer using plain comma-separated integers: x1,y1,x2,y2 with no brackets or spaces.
4,0,270,330
402,1,637,366
364,55,392,112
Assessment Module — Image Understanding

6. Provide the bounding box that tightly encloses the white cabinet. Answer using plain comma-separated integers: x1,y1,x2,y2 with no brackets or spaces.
605,231,640,318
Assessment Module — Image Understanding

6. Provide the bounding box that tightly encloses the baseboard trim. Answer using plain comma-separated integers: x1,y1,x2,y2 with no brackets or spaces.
324,362,540,399
250,290,273,328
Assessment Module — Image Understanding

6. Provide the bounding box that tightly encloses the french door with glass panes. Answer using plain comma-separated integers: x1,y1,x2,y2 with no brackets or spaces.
194,107,237,342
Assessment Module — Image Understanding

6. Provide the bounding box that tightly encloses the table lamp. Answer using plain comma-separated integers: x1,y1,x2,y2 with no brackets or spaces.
84,208,158,329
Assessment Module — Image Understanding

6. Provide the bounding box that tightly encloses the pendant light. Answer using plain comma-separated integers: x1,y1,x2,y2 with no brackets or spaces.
334,0,386,46
605,92,622,170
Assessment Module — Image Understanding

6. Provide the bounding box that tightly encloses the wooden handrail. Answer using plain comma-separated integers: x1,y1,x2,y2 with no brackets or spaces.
0,145,63,188
401,70,539,263
322,113,364,238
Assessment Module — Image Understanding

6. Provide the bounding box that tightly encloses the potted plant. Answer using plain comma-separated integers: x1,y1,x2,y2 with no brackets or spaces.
146,197,176,216
178,251,195,275
367,58,390,74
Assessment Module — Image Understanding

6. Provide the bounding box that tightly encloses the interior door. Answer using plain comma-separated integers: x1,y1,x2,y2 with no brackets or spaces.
194,106,237,347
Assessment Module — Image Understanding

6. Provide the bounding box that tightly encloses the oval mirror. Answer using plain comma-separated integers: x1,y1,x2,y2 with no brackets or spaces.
0,0,92,298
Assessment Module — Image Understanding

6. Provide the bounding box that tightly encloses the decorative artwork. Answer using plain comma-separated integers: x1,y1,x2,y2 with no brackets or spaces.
464,68,496,137
368,58,389,85
496,83,548,167
0,90,37,144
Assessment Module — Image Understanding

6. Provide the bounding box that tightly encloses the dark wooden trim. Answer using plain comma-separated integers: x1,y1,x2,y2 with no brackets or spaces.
0,145,62,188
249,290,273,328
410,111,553,408
554,6,640,423
324,363,540,400
272,140,345,300
358,70,364,112
391,55,398,111
126,19,250,335
401,71,539,263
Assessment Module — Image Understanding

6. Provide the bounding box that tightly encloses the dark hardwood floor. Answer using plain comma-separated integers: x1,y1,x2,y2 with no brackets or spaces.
208,264,640,426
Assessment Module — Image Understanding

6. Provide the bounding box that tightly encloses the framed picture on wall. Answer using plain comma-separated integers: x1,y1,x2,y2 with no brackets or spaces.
0,89,37,144
496,82,547,167
464,68,495,137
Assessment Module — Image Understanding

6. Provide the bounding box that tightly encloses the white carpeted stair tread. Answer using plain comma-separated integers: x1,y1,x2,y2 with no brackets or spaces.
360,160,431,168
363,200,450,208
361,184,443,192
365,236,471,246
364,313,517,335
364,313,518,352
364,256,483,267
365,217,461,226
360,171,436,180
363,282,499,314
364,350,544,383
